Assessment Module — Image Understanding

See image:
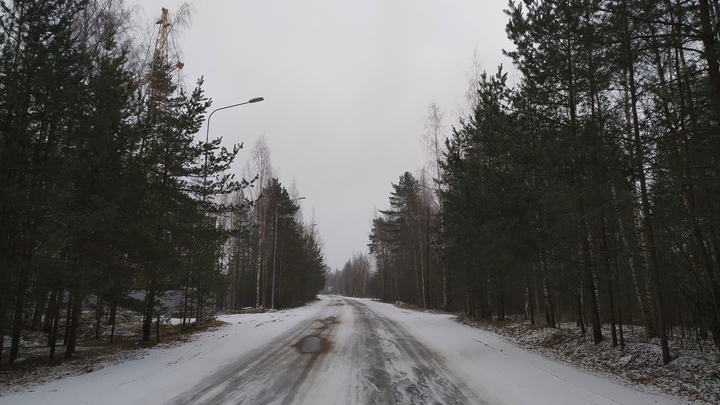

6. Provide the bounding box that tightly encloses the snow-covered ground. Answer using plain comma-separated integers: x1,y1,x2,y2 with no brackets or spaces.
1,296,689,404
457,315,719,403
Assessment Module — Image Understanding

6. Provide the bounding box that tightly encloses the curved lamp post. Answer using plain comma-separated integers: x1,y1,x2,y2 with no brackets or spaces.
272,196,305,309
196,97,263,324
203,97,264,195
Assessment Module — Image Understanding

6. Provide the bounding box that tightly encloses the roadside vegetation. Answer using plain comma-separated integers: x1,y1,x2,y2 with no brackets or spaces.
332,0,720,378
0,0,326,367
387,300,720,403
0,309,226,395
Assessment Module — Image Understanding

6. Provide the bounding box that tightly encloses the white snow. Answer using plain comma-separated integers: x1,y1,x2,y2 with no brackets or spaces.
0,296,690,405
1,303,321,405
356,298,688,405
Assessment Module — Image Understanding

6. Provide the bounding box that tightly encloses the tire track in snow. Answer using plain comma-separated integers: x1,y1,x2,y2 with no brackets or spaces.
168,297,487,405
345,299,486,405
168,298,343,405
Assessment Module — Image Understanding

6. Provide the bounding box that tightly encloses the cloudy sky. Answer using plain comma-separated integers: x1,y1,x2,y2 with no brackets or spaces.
133,0,514,271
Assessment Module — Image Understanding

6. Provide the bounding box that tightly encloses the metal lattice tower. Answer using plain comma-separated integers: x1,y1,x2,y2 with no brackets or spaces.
153,8,170,71
148,8,183,101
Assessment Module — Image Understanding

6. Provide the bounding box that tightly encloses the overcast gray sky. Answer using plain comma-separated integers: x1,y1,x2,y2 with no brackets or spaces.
134,0,513,271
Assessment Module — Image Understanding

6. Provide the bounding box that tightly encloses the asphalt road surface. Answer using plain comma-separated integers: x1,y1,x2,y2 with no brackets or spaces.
170,296,484,405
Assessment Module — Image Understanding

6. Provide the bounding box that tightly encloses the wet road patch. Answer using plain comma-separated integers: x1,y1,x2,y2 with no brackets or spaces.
319,317,337,325
296,336,327,354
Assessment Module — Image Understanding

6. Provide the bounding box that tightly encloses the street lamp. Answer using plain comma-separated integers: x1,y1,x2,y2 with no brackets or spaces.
203,97,264,195
196,97,263,325
271,196,306,309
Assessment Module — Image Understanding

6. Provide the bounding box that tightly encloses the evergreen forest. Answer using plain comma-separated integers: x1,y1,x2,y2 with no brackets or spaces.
0,0,326,364
330,0,720,365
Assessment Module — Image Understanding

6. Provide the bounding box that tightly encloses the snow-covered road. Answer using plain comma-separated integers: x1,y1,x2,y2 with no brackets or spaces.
2,295,684,404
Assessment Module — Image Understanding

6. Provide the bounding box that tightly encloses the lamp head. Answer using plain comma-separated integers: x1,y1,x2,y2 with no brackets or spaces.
248,97,264,103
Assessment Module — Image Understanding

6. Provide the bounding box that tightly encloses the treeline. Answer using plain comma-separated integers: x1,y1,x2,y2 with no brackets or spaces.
356,0,720,364
0,0,326,365
327,252,373,297
223,151,327,310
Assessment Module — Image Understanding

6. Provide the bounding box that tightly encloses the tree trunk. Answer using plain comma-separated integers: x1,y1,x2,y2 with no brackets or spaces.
255,241,263,308
63,291,72,345
625,35,670,365
9,270,28,364
182,275,190,330
601,218,618,347
424,206,431,309
526,267,535,325
31,287,47,331
0,293,6,364
142,276,157,342
64,293,83,358
49,288,62,358
612,184,653,337
582,232,603,344
576,289,586,335
94,296,103,339
43,288,58,334
108,299,117,343
699,0,720,117
414,244,423,307
619,0,670,363
382,242,389,302
156,313,161,343
567,34,602,344
541,251,555,328
679,147,720,353
46,288,58,346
